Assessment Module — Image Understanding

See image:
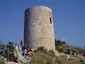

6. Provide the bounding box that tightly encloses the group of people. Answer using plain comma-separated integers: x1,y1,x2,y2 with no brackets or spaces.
64,49,77,56
20,40,32,56
21,47,32,56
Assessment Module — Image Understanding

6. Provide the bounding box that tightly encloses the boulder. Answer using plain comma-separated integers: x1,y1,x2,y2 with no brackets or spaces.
16,51,27,63
54,50,60,56
14,46,27,64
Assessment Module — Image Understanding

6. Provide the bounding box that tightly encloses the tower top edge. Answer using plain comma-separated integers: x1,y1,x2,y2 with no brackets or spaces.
25,6,52,12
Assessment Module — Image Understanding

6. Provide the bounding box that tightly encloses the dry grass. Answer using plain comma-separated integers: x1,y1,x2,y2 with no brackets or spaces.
29,50,57,64
0,60,4,64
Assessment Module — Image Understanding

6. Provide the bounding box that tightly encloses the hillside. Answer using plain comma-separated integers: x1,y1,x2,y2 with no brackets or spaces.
55,40,85,56
29,47,85,64
0,41,85,64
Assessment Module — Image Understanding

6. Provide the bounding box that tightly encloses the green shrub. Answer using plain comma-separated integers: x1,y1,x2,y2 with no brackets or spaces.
37,46,45,50
37,47,47,53
49,50,55,54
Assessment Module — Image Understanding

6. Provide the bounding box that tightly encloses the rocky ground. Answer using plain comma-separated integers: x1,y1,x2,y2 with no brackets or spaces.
1,44,85,64
29,50,85,64
2,49,85,64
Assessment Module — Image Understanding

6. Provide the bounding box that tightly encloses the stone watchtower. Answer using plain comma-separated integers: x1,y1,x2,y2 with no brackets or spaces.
24,6,55,51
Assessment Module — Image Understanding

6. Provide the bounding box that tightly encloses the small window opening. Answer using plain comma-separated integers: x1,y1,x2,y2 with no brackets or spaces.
50,17,52,24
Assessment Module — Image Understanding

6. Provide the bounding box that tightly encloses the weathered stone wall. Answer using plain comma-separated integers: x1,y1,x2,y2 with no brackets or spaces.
24,6,55,51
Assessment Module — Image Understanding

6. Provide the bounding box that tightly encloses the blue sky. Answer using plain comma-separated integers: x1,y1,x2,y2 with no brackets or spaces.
0,0,85,47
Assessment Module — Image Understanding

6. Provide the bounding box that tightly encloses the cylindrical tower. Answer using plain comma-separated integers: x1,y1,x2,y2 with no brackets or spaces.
24,6,55,50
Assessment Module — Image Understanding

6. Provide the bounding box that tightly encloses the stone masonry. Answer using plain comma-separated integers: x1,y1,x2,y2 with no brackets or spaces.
24,6,55,51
